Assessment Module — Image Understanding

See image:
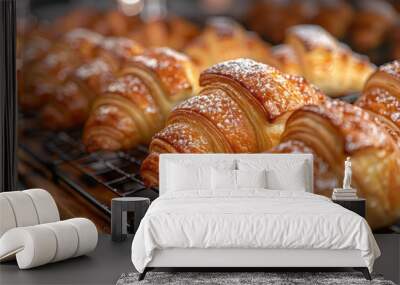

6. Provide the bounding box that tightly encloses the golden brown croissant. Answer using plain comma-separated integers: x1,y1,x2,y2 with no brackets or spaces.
184,17,278,74
271,44,302,76
140,59,326,187
282,25,376,97
51,8,101,37
310,0,354,39
83,47,198,152
355,60,400,147
391,22,400,61
246,0,312,44
19,28,103,110
349,0,397,52
17,28,54,109
40,38,144,130
90,9,142,37
129,16,199,51
271,100,400,229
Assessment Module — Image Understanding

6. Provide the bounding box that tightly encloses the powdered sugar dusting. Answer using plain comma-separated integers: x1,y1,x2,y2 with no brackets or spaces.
288,25,337,50
130,48,193,97
24,35,51,63
357,88,400,127
99,37,143,60
301,100,393,153
174,89,257,152
76,59,112,79
64,28,103,48
201,58,322,121
155,123,211,153
106,74,159,115
379,60,400,81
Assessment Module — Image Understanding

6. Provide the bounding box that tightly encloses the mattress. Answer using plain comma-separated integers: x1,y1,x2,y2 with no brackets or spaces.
131,189,380,273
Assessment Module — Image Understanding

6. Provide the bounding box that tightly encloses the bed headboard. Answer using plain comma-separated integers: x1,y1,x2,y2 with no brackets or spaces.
159,153,313,195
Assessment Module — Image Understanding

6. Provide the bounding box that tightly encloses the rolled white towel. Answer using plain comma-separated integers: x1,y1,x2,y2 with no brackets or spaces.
0,218,98,269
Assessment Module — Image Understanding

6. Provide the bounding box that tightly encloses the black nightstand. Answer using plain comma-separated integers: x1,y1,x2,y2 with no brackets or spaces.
332,198,366,218
111,197,150,242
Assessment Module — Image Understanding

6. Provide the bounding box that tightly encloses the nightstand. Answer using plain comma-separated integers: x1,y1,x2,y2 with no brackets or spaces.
111,197,150,242
332,198,366,218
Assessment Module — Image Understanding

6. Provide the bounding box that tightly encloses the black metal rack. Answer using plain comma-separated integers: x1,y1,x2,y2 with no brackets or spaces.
19,126,158,216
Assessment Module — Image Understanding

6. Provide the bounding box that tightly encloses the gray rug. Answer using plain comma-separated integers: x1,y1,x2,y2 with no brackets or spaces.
116,272,395,285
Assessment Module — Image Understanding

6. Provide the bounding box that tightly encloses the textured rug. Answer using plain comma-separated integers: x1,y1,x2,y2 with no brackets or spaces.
116,272,395,285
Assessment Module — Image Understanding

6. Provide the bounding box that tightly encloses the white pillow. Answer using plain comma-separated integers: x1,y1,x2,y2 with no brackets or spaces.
167,162,212,191
237,159,309,191
236,169,267,189
212,168,237,190
266,162,307,191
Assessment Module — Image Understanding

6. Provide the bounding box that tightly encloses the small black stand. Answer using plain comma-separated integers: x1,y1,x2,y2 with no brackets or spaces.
111,197,150,242
332,198,366,218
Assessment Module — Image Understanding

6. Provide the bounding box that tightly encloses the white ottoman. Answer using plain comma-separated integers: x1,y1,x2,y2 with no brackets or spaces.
0,218,98,269
0,189,60,237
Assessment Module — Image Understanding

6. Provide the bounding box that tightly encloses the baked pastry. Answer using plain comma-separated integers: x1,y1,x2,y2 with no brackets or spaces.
246,0,313,43
390,22,400,61
271,44,302,76
185,17,278,74
19,28,103,110
83,47,198,152
355,60,400,147
284,25,376,97
51,7,101,37
17,28,53,109
310,0,354,39
129,16,199,50
271,100,400,229
91,9,142,37
140,59,326,187
349,0,397,52
40,38,144,130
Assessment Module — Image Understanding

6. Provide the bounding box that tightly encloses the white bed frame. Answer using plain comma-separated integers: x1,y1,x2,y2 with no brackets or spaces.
139,154,370,280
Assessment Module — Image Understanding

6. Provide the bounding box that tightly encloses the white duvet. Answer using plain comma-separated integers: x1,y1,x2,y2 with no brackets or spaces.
131,189,380,273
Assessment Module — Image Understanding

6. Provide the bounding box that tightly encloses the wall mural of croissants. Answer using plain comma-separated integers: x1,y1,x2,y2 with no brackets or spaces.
17,0,400,230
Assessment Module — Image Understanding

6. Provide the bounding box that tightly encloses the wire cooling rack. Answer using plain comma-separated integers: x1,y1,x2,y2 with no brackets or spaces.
19,126,158,216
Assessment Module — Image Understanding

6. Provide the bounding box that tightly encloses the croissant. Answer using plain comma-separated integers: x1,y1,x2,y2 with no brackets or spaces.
349,0,397,52
310,0,354,39
184,17,278,74
282,25,376,97
51,8,101,37
18,28,53,109
271,100,400,229
90,9,142,37
391,23,400,61
40,37,144,130
355,60,400,147
246,0,311,43
83,47,198,152
19,28,103,110
129,16,199,51
271,44,302,76
140,59,326,187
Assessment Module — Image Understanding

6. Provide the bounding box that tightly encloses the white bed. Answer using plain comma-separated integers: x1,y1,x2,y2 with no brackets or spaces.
131,154,380,280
